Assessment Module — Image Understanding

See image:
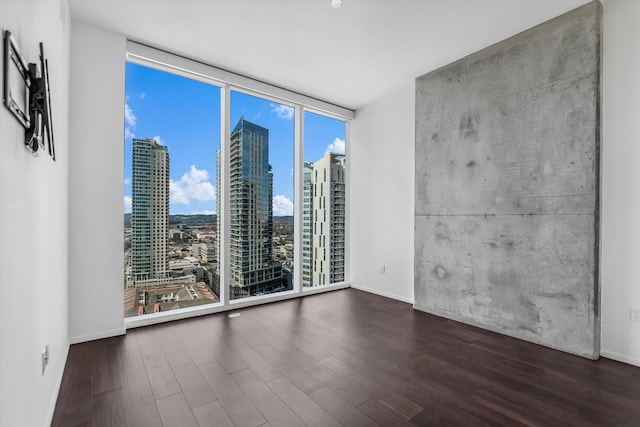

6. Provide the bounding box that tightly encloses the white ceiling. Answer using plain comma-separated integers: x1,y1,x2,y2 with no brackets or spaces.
69,0,590,111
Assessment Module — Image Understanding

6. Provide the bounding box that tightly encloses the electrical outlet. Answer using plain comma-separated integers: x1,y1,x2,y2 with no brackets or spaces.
631,307,640,323
41,344,49,375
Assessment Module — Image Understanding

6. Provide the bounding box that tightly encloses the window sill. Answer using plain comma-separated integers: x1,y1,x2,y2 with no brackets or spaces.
124,282,350,329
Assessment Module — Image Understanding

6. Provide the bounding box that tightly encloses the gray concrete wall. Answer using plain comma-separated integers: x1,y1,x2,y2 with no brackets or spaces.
414,1,601,358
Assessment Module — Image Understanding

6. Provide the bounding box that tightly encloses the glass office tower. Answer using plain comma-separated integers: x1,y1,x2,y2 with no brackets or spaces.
221,118,284,299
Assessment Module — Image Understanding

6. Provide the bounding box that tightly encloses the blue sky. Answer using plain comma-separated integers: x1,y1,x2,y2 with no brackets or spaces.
124,62,345,216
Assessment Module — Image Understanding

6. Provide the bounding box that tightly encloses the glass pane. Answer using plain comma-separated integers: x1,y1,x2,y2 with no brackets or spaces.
225,91,295,300
124,62,221,317
303,111,346,287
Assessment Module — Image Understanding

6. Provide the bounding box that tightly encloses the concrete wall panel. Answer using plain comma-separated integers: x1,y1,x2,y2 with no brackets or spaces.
414,2,601,358
415,214,596,356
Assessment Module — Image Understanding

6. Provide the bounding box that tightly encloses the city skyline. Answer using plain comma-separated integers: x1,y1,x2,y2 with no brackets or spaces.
124,62,346,216
124,62,347,313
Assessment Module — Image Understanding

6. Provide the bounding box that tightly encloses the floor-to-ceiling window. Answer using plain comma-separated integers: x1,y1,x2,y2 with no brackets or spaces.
124,42,352,324
124,62,222,317
227,91,295,300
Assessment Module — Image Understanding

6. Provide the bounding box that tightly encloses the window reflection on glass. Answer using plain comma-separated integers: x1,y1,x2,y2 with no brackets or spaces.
123,62,221,317
303,111,346,287
224,91,295,299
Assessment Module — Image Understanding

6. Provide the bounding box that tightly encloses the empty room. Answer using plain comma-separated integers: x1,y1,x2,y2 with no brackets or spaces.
1,0,639,426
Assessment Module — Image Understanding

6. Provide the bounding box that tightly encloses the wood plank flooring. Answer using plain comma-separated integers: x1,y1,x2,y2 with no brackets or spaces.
52,288,640,426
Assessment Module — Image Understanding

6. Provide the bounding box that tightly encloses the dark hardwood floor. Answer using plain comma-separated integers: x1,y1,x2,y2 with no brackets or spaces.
52,288,640,427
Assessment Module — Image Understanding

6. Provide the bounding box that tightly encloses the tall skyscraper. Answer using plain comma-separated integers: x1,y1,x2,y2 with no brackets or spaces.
131,138,170,284
302,161,314,286
303,153,346,286
216,149,221,278
220,118,283,298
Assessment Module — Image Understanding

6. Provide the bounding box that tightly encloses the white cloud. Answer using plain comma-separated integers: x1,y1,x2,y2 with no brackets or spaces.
325,137,345,155
124,195,132,213
124,178,131,185
124,100,136,140
270,103,294,120
191,210,215,215
138,92,147,99
170,165,216,205
273,195,293,216
152,135,165,145
125,101,136,127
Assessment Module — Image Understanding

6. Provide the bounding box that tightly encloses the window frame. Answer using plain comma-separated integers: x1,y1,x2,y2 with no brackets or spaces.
124,41,353,329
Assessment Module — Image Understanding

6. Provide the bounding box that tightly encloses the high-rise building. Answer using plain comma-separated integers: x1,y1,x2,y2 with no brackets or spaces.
303,153,346,286
216,149,221,277
220,118,283,298
131,138,170,284
302,161,314,286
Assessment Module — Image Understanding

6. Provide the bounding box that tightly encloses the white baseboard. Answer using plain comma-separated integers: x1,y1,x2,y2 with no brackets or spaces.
45,343,70,427
600,349,640,367
350,283,414,304
69,327,126,345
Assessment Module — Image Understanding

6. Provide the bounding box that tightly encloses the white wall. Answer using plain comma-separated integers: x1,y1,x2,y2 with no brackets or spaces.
600,0,640,366
68,21,126,342
350,82,415,303
0,1,70,426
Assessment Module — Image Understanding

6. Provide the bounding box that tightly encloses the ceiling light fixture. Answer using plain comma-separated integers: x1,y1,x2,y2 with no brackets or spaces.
330,0,343,8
